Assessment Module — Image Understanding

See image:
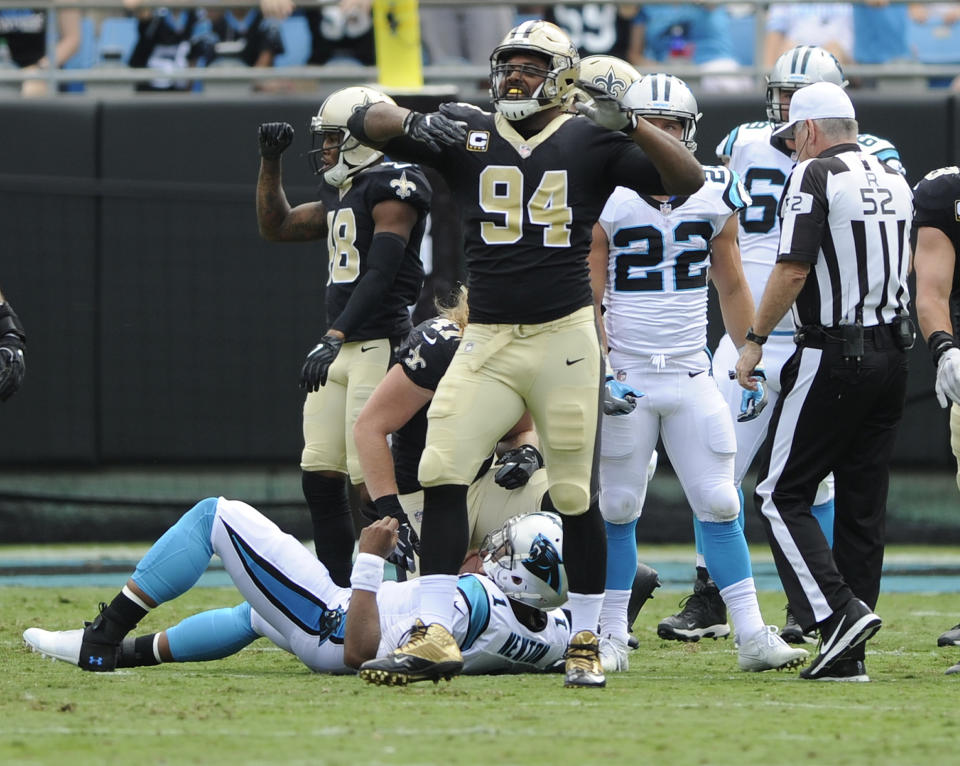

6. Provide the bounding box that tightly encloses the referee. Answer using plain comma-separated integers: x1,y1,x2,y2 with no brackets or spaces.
735,82,914,682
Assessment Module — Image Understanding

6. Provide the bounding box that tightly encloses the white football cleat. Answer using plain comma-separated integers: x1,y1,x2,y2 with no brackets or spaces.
737,625,809,672
598,634,630,672
23,627,83,666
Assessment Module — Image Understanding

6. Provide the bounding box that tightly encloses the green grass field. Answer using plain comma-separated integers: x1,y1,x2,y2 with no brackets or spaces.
4,579,960,766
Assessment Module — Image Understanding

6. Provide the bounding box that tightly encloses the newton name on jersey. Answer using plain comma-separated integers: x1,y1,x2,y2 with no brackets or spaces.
598,166,749,361
375,574,569,674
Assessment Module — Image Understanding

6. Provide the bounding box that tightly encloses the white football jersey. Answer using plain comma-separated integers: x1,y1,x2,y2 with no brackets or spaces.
716,121,905,334
376,574,570,674
598,167,749,367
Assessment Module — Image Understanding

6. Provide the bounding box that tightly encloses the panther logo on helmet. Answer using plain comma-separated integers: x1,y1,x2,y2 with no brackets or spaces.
622,73,701,152
480,511,568,608
766,46,848,125
308,86,397,188
489,20,580,122
521,533,564,593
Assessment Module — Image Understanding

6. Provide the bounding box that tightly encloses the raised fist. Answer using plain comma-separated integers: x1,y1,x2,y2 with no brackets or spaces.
258,122,294,159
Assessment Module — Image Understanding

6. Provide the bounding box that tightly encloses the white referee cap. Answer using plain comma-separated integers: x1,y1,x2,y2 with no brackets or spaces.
772,81,856,138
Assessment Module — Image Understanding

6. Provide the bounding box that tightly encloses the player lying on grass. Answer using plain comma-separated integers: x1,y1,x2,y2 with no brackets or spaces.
23,498,584,681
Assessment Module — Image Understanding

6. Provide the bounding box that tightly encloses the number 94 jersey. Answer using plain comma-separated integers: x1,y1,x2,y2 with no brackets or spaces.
598,166,749,360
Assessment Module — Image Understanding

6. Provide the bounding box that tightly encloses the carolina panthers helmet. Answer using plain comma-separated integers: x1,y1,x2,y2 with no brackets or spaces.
480,512,568,608
622,73,701,152
766,46,848,124
308,86,396,188
577,54,642,100
489,20,580,122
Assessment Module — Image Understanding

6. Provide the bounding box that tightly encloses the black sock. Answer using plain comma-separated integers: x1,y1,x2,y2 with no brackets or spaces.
302,471,355,587
419,484,468,576
561,501,606,595
116,635,162,667
696,566,716,587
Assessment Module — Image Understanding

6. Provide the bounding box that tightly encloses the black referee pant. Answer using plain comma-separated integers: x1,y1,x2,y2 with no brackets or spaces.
752,325,908,650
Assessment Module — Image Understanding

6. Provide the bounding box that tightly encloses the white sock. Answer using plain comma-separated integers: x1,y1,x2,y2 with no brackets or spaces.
418,574,459,632
719,577,765,641
695,553,707,569
599,589,631,643
565,592,604,636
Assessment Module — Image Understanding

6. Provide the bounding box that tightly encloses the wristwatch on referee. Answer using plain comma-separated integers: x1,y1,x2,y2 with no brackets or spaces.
745,327,768,346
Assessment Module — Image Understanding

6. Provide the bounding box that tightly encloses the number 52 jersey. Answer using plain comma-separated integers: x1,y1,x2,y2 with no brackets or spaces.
597,166,750,361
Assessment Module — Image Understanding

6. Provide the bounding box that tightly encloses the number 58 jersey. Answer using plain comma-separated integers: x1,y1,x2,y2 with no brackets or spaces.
597,166,749,360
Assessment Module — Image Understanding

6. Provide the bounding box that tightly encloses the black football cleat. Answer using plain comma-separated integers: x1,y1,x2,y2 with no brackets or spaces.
800,598,881,680
657,577,730,642
781,604,818,645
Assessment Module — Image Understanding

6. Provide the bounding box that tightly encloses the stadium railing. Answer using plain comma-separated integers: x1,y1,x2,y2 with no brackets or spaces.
0,0,958,98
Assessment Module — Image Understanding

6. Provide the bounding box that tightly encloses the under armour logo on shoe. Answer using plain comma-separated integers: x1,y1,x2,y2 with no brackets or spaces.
89,656,103,666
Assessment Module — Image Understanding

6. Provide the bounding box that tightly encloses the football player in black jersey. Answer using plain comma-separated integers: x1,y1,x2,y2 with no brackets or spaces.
346,19,703,688
913,166,960,672
256,86,431,588
0,287,26,402
354,288,550,574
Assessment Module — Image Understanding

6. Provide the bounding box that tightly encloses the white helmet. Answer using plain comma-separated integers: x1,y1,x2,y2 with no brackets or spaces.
766,46,848,124
490,20,580,122
480,512,567,608
623,73,701,152
309,86,396,188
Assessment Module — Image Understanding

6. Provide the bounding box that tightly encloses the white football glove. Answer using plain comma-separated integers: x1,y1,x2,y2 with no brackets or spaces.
574,81,635,132
935,348,960,408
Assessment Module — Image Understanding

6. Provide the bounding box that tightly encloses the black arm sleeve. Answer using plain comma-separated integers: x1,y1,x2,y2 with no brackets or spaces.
346,107,447,167
329,232,408,338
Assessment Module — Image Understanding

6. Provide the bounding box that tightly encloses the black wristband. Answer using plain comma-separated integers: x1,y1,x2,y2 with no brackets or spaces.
745,327,767,346
0,301,25,343
928,330,959,366
373,494,408,522
346,103,377,146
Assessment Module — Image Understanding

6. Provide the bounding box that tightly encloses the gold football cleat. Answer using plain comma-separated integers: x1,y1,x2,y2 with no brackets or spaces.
359,620,463,686
564,630,606,688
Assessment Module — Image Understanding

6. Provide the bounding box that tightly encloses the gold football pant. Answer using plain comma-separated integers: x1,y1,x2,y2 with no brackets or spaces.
418,306,602,514
300,339,393,483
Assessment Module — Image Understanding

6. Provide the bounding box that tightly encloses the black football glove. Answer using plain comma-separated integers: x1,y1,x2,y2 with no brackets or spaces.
0,335,25,402
386,517,421,574
0,302,26,403
258,121,294,159
494,444,544,490
401,110,468,152
299,334,343,391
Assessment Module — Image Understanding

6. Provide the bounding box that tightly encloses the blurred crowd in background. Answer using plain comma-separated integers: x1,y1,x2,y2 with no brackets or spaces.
1,2,959,97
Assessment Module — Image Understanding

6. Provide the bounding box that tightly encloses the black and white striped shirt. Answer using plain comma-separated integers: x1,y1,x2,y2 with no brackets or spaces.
777,143,913,328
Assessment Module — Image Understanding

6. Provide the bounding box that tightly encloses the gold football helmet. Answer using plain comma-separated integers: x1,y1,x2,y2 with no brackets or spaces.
489,20,580,122
309,86,396,188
